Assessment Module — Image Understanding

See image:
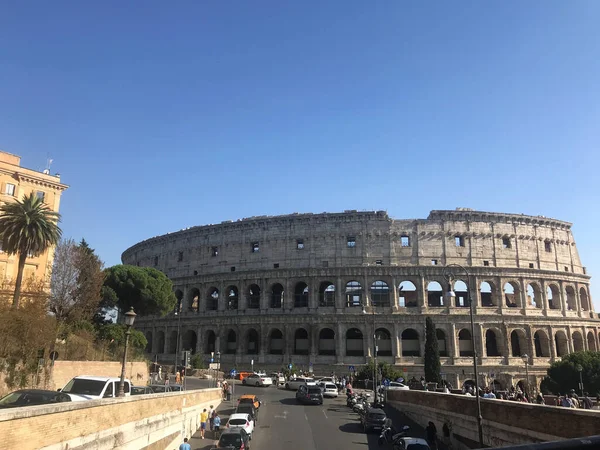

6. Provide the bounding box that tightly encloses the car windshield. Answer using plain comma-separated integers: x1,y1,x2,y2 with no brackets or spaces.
237,404,253,411
220,434,242,446
62,379,106,396
151,386,167,392
229,419,247,425
239,398,254,403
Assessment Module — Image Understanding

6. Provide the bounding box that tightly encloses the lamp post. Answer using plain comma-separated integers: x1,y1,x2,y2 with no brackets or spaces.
173,300,182,376
576,364,584,397
522,354,530,397
217,351,221,384
444,264,484,448
361,300,378,400
118,307,137,397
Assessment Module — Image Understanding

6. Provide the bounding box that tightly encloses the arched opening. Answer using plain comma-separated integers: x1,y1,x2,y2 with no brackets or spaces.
580,288,590,311
401,329,420,356
346,328,364,356
427,281,443,307
294,282,309,308
436,329,447,357
566,286,576,311
247,329,259,355
319,282,336,307
504,282,520,308
294,328,309,355
156,331,165,354
587,331,597,352
458,329,473,357
491,379,503,392
398,281,417,308
248,284,261,309
375,328,392,356
204,330,216,354
346,281,362,307
510,330,526,357
269,329,284,355
226,286,239,310
485,329,501,356
318,328,335,355
480,281,496,307
516,380,527,393
207,287,219,311
270,283,284,309
454,280,469,307
573,331,584,352
371,281,390,307
169,330,178,353
182,330,197,354
145,331,153,353
555,331,568,357
225,330,237,354
547,285,560,310
187,288,200,312
527,283,543,308
534,330,550,357
175,289,184,312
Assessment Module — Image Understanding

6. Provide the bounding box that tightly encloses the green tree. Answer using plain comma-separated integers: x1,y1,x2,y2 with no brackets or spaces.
0,193,62,309
355,360,406,385
191,354,206,369
102,265,177,316
97,323,148,352
544,351,600,395
424,317,441,384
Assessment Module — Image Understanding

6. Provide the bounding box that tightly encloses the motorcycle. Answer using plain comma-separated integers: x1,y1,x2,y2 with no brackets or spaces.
346,393,358,407
352,394,371,414
378,424,410,447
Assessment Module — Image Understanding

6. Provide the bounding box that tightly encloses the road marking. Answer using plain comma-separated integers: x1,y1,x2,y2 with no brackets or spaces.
305,413,309,421
322,409,328,419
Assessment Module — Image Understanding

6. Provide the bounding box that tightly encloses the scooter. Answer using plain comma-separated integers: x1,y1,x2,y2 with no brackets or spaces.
378,424,410,447
352,394,371,414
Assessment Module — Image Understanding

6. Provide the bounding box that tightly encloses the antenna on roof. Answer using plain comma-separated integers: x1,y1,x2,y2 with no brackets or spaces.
43,155,53,175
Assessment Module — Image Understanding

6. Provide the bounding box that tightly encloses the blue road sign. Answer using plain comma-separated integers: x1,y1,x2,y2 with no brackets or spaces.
288,363,293,370
384,379,390,387
349,365,355,371
211,358,214,363
230,369,237,376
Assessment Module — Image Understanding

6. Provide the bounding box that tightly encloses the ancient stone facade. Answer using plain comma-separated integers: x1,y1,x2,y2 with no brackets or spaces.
122,209,598,390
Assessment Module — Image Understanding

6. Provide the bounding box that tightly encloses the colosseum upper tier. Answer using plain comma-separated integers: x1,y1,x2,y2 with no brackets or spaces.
122,209,598,389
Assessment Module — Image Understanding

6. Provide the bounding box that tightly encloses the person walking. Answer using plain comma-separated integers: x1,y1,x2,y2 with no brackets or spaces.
175,371,181,384
199,408,208,439
426,421,438,450
213,412,222,439
208,405,214,432
179,437,191,450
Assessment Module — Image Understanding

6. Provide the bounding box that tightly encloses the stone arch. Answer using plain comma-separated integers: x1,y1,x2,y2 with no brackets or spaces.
398,280,418,308
546,284,561,310
187,288,200,312
458,329,473,356
491,379,503,391
480,281,497,307
587,331,597,352
226,285,239,310
371,281,390,307
453,280,469,307
145,331,153,353
319,281,336,307
247,284,261,309
485,329,502,356
169,330,178,353
294,282,309,308
270,283,284,309
555,330,568,357
175,289,184,312
207,287,219,311
580,287,590,311
426,281,443,307
510,329,527,357
565,286,576,311
156,330,165,354
401,328,420,356
375,327,392,356
204,330,216,354
526,282,543,308
293,328,309,355
534,330,550,357
318,327,335,355
504,281,520,308
436,329,447,356
225,329,237,354
572,331,584,352
268,328,284,355
346,281,362,307
346,328,364,356
246,328,260,355
182,330,197,354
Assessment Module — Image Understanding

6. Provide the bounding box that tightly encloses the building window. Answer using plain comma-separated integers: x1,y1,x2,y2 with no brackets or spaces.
211,247,218,257
153,256,158,266
544,241,552,252
252,242,259,253
455,236,465,247
375,260,383,266
177,251,183,262
565,266,569,272
502,237,511,249
273,263,280,269
431,259,438,266
483,260,489,267
231,266,236,272
297,239,304,250
5,183,15,196
322,260,328,268
347,237,356,248
401,236,410,247
529,263,535,269
193,270,198,276
36,191,45,201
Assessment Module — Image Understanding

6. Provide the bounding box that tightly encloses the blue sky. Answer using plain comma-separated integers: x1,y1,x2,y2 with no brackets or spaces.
1,2,599,309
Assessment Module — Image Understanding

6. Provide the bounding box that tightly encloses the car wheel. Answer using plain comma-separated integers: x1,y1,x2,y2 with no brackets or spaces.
242,379,246,385
256,381,260,387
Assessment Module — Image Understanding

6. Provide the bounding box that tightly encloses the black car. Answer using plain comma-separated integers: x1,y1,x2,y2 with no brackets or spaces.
235,403,258,424
361,408,387,433
217,428,250,449
131,386,154,395
0,389,71,408
295,385,323,405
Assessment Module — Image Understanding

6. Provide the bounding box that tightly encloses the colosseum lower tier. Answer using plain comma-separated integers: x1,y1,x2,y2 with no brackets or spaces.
122,209,599,390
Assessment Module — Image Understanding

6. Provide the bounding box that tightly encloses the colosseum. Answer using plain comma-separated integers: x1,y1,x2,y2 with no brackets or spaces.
122,208,599,390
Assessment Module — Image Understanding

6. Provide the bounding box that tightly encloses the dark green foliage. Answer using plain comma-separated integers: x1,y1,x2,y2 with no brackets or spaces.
424,317,441,383
355,359,405,383
191,354,206,369
545,351,600,395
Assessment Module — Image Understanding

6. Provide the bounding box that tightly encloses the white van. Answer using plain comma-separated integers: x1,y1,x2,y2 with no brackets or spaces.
60,376,131,401
285,377,315,391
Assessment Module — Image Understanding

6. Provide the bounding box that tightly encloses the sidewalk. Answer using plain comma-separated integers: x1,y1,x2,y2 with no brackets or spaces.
188,402,237,450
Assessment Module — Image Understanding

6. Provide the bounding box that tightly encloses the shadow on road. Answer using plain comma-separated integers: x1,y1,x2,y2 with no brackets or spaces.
339,422,364,434
279,397,298,405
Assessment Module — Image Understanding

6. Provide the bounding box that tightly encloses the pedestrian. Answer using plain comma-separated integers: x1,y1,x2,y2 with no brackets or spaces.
214,412,221,439
561,394,574,408
158,366,162,382
200,408,208,439
582,392,593,410
179,437,191,450
227,383,232,401
208,405,214,431
425,421,438,450
536,393,545,405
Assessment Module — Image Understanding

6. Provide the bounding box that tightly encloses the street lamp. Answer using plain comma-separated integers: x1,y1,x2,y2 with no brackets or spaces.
217,351,221,383
361,300,378,400
522,354,530,397
576,364,584,397
444,264,484,448
118,307,137,397
173,299,182,375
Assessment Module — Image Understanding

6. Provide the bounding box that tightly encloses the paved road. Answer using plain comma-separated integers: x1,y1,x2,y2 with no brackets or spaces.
178,382,436,450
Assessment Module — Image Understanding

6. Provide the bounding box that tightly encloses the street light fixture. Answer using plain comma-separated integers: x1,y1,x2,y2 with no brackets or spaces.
576,364,584,397
444,263,484,448
118,307,137,397
522,354,530,397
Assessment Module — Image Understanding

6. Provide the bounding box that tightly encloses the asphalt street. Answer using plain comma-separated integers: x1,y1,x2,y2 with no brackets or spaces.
176,381,434,450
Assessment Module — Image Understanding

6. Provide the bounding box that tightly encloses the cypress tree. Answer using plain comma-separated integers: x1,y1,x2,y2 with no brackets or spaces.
424,317,442,384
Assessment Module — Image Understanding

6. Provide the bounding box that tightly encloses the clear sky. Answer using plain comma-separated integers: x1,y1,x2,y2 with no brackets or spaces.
1,2,599,309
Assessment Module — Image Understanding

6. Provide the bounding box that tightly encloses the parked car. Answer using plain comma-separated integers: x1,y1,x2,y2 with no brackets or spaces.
285,377,315,391
318,382,339,398
131,386,154,395
394,437,431,450
226,413,255,439
217,428,250,449
385,381,410,391
361,408,387,433
270,372,286,386
316,377,335,384
169,384,184,392
235,403,258,425
0,389,71,408
296,385,323,405
60,376,131,401
148,385,171,393
238,394,261,409
243,374,273,387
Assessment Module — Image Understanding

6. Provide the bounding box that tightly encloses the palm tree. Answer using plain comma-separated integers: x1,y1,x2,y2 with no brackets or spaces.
0,192,62,308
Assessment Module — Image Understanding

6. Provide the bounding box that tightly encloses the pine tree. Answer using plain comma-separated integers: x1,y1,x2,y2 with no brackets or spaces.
424,317,441,384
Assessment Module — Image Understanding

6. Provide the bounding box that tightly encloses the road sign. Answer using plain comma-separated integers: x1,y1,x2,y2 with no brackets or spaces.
349,365,355,371
210,358,214,363
230,369,237,377
288,363,292,370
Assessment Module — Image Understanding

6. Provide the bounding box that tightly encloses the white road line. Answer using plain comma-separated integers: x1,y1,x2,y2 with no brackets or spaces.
322,409,328,419
305,413,309,421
